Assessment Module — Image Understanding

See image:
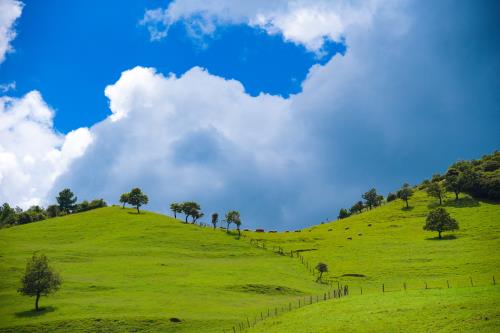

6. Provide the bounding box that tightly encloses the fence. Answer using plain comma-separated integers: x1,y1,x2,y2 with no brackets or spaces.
223,283,349,333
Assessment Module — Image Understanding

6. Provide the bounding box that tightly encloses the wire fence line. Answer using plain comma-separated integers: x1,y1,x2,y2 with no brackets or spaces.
227,238,499,332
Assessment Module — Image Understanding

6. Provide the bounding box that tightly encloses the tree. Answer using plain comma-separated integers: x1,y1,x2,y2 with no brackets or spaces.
46,205,61,218
170,203,182,218
119,193,130,208
225,210,241,235
191,210,204,224
350,201,364,215
0,203,18,226
423,207,459,239
397,183,414,208
315,262,328,282
444,162,478,200
181,202,200,223
211,213,219,229
362,188,379,210
426,182,447,205
127,188,148,214
56,188,77,213
386,193,397,202
18,253,61,311
337,208,350,219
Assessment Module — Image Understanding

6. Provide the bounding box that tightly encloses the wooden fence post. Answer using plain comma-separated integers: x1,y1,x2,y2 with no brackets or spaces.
232,326,236,333
403,282,406,291
382,283,385,293
425,282,428,289
447,280,450,288
360,286,363,295
493,276,496,285
247,318,250,328
470,277,474,287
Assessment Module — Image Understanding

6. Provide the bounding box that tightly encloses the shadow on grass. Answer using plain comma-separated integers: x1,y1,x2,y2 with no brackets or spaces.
425,234,457,241
443,197,480,208
15,306,56,318
127,211,144,215
401,206,414,211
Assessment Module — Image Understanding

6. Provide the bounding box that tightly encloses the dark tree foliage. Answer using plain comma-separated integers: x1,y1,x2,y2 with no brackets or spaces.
397,183,414,208
423,207,459,239
46,205,60,218
56,188,77,213
337,208,350,219
181,202,201,223
386,193,397,202
127,188,149,214
350,201,364,214
119,193,130,208
315,262,328,282
362,188,379,210
211,212,219,229
18,253,61,311
170,203,182,218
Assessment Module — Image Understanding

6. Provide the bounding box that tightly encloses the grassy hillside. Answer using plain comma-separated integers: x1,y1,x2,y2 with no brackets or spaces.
0,191,498,332
248,191,500,292
0,207,326,332
248,286,500,333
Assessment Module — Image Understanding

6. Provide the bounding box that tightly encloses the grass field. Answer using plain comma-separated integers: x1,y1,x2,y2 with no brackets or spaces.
247,191,500,293
248,286,500,333
0,190,499,332
0,207,327,332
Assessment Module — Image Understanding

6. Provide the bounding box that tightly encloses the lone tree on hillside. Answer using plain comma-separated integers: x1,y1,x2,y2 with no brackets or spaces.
18,253,61,311
397,183,414,208
170,203,182,218
362,188,379,210
337,208,350,219
180,202,201,223
56,188,77,213
426,182,447,205
423,207,459,239
224,210,241,233
211,213,219,229
315,262,328,283
119,193,129,208
127,188,148,214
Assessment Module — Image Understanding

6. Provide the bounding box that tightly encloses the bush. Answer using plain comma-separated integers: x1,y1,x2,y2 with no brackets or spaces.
387,193,397,202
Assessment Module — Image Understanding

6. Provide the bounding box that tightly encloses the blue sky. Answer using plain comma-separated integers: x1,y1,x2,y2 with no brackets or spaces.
1,0,344,132
0,0,499,229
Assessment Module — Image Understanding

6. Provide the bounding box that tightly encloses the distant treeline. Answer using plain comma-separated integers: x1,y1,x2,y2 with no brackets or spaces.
420,150,500,201
337,151,499,220
0,188,106,228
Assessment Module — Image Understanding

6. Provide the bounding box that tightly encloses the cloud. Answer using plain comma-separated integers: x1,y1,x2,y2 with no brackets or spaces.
0,81,16,92
2,1,498,230
0,0,23,64
51,66,321,226
140,0,382,54
0,91,92,208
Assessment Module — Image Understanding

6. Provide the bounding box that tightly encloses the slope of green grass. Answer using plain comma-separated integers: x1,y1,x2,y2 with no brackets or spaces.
248,192,500,292
0,207,326,332
248,286,500,333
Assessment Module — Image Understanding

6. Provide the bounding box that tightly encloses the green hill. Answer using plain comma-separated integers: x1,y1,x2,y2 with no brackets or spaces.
245,191,500,331
0,191,499,332
0,207,326,332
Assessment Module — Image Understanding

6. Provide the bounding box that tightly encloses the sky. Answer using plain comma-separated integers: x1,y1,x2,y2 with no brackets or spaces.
0,0,499,229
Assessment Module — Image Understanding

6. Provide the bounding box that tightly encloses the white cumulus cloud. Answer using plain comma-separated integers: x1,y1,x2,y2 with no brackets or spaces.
0,0,23,64
140,0,382,53
0,91,92,208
